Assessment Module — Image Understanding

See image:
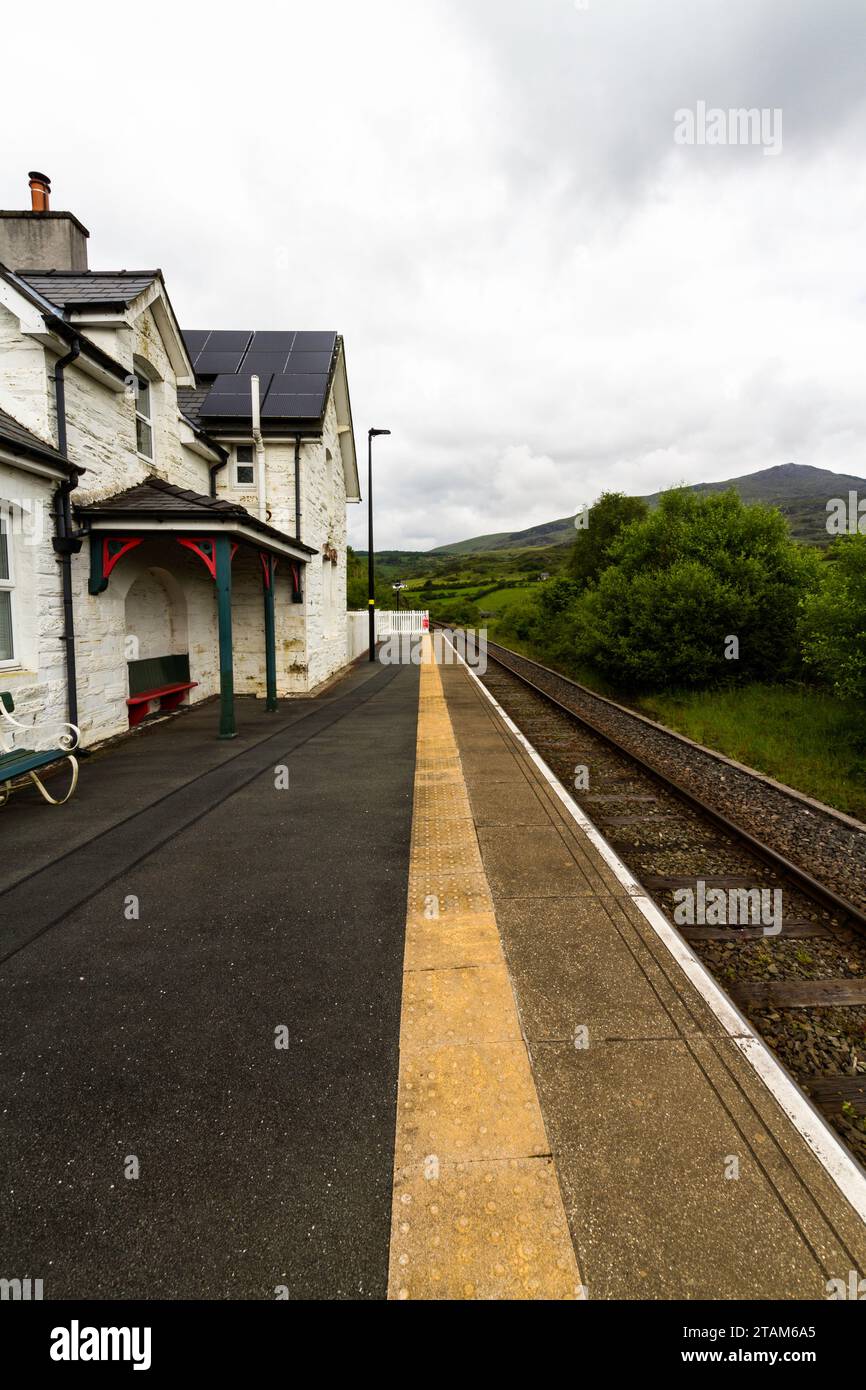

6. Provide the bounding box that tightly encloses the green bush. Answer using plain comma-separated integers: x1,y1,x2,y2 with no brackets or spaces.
568,489,820,690
570,491,649,588
799,534,866,699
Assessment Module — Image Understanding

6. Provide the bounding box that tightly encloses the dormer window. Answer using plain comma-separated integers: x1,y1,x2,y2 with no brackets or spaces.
135,375,154,459
234,445,256,488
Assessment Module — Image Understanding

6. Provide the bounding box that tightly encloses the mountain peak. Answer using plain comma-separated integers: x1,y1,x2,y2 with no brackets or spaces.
432,462,866,554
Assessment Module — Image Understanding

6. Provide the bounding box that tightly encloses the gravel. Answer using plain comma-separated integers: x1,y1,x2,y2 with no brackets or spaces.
476,647,866,1166
484,641,866,914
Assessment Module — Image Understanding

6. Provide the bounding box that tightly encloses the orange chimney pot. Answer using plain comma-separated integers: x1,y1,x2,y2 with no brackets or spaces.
28,171,51,213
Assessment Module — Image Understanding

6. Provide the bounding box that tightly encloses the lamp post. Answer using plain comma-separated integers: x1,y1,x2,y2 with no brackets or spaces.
367,427,390,661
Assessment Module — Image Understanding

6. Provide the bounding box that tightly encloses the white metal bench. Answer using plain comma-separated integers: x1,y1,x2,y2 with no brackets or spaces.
0,692,80,807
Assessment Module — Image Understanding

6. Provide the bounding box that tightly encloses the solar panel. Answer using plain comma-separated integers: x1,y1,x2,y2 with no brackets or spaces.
261,395,323,419
182,329,210,361
200,372,273,417
240,350,293,376
261,372,327,418
285,350,332,374
206,331,253,351
291,332,336,354
249,331,297,351
195,350,250,376
186,330,334,419
265,372,328,393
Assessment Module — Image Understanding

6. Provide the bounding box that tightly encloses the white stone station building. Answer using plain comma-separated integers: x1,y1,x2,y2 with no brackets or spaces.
0,173,360,745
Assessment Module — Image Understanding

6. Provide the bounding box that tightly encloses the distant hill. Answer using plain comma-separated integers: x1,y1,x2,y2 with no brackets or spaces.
431,463,865,553
431,518,577,554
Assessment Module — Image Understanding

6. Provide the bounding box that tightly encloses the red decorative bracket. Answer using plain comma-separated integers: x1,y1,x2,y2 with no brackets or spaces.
178,536,217,579
89,535,143,593
105,536,143,578
178,537,239,580
290,561,303,603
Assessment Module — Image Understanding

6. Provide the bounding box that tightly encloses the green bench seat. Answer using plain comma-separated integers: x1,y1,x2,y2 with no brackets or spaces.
0,747,73,780
127,654,196,728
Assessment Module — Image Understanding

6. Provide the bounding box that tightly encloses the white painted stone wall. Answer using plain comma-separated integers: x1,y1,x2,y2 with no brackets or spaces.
65,308,212,506
215,388,351,692
0,291,356,749
0,305,53,439
0,460,66,740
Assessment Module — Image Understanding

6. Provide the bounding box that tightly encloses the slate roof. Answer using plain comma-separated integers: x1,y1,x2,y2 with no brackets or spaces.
75,476,317,554
177,386,211,429
0,265,130,383
17,270,160,313
0,407,73,470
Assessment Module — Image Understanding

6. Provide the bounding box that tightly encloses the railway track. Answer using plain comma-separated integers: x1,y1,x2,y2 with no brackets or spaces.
435,626,866,1167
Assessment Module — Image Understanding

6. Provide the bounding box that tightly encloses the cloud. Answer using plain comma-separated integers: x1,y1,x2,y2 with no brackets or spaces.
3,0,866,548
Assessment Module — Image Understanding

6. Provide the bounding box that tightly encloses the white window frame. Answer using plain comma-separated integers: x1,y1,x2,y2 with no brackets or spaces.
233,444,257,490
0,510,18,670
135,374,155,461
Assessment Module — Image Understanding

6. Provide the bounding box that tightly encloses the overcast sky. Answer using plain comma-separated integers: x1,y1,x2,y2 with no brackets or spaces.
4,0,866,549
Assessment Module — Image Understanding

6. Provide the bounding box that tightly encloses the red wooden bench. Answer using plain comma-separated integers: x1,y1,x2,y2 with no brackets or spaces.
126,681,197,728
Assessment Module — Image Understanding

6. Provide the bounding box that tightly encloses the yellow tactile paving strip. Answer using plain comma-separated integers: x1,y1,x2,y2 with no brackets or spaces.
387,639,583,1300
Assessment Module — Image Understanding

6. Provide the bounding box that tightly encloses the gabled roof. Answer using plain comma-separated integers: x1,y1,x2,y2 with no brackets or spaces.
16,268,195,388
75,475,317,556
0,263,129,385
0,406,75,473
18,270,160,313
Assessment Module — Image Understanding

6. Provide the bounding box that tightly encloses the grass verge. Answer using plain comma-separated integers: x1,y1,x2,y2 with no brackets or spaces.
636,684,866,822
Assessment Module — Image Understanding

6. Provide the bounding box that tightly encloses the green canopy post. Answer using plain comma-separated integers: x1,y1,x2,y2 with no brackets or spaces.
215,535,236,739
263,554,278,712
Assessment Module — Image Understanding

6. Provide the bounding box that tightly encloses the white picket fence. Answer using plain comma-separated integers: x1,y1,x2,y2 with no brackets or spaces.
377,610,430,636
346,609,429,660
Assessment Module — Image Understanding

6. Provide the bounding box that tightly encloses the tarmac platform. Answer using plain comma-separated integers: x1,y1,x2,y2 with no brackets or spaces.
0,659,419,1299
397,642,866,1299
1,640,865,1300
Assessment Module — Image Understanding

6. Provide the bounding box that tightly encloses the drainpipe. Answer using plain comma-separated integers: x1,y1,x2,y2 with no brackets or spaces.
50,340,83,729
208,456,228,497
251,374,267,523
294,435,302,541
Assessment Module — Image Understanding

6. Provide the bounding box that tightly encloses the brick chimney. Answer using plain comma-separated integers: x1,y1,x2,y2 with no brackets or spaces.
0,172,89,272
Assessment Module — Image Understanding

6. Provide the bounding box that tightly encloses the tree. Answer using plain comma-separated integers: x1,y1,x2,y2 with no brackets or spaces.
346,547,392,610
799,535,866,699
569,491,649,588
570,488,820,690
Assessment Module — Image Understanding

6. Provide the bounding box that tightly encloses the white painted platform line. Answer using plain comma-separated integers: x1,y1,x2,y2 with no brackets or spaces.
443,635,866,1227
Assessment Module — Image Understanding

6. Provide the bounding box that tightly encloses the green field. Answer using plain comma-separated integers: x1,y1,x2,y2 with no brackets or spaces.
475,585,538,613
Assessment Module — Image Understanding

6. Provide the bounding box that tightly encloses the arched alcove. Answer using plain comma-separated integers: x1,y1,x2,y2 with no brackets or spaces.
123,566,188,663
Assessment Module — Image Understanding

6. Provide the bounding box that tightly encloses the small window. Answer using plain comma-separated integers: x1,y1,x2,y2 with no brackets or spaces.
135,376,153,459
0,514,15,664
235,444,256,487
